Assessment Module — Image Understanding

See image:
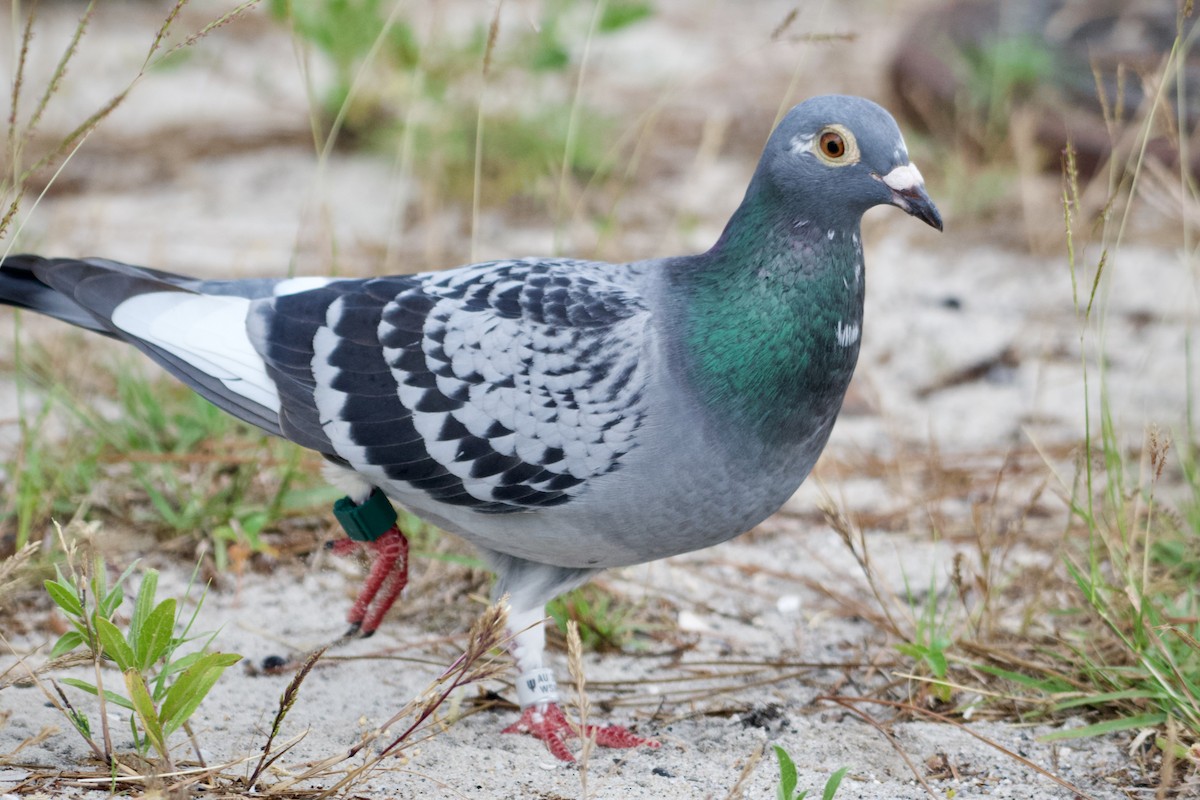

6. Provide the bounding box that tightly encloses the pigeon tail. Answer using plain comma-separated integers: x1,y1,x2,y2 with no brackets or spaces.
0,255,286,437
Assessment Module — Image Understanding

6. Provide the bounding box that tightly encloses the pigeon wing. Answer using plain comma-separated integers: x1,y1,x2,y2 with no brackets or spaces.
249,258,651,513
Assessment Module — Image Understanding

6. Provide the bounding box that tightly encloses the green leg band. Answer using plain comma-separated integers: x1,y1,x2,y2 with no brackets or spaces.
332,488,398,542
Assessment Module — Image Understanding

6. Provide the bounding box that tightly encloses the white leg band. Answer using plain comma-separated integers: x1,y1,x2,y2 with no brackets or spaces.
516,668,559,708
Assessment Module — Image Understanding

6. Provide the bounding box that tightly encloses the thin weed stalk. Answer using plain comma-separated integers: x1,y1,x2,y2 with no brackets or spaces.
470,1,503,263
566,619,595,797
552,0,605,254
260,601,510,798
246,647,325,789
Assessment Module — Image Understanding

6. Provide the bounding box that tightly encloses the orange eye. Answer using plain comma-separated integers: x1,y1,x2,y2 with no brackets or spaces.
819,131,846,159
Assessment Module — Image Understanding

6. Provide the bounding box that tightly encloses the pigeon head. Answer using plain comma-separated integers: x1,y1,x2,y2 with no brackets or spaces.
755,94,942,232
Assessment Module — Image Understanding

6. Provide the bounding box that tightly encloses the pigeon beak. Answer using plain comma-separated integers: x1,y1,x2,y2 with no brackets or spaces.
880,163,943,231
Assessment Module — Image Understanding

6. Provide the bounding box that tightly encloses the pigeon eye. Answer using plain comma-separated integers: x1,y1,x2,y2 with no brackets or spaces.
812,125,859,166
820,131,845,159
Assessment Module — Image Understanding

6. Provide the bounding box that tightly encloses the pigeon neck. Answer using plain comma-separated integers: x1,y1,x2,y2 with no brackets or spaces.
666,192,865,442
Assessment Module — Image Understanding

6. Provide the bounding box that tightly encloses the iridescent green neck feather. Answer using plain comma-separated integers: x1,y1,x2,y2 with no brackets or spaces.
664,191,865,441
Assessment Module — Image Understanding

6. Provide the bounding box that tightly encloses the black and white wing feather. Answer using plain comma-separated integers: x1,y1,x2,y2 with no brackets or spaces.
250,258,651,513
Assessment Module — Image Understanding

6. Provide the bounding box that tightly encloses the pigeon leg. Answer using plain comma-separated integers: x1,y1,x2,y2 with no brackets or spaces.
359,528,410,635
333,525,409,638
500,606,658,761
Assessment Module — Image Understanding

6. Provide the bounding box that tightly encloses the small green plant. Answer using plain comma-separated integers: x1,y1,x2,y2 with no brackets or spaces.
962,35,1056,145
773,746,847,800
45,554,240,768
547,583,653,652
895,572,955,704
4,387,106,548
268,0,649,207
267,0,422,127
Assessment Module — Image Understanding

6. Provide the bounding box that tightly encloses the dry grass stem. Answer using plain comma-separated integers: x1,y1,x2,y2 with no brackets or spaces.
263,601,510,798
567,619,594,795
720,742,764,800
0,541,38,613
247,646,327,789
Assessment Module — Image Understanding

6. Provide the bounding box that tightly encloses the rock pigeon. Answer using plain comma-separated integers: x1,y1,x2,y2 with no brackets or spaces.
0,94,941,760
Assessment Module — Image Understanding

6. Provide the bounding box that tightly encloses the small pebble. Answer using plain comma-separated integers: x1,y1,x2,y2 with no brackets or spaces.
262,654,287,673
652,767,674,778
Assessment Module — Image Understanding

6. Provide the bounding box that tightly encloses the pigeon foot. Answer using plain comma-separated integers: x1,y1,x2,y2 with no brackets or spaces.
330,525,409,637
502,703,658,762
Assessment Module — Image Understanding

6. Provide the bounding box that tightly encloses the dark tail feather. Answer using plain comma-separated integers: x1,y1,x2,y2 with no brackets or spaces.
0,254,117,336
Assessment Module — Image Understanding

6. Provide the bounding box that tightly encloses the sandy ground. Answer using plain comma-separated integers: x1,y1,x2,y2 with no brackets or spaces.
1,1,1197,797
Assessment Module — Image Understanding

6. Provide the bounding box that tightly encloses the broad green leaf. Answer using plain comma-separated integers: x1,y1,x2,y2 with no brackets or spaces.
823,766,849,800
95,617,136,671
135,598,176,672
125,669,166,757
160,652,241,736
130,570,160,638
599,0,654,33
239,510,269,537
1156,735,1193,759
161,649,206,678
775,745,798,800
60,678,135,711
44,579,84,619
90,557,108,604
49,630,85,659
1039,712,1168,741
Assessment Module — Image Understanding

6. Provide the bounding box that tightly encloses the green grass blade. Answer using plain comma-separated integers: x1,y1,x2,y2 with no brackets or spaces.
1039,712,1168,741
974,664,1074,693
1051,688,1158,712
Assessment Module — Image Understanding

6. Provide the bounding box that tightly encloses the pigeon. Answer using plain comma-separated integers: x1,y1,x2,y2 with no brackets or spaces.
0,94,941,760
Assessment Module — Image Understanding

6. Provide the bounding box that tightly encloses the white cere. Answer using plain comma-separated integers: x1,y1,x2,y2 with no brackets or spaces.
882,163,925,192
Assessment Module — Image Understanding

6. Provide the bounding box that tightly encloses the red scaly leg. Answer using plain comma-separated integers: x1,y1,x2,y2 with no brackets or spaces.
502,703,658,762
330,525,409,638
359,531,409,635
